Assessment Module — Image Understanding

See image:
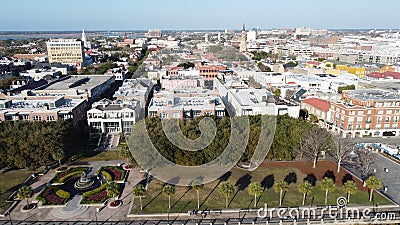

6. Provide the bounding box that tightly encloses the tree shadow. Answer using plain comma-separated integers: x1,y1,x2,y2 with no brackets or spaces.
171,187,190,209
323,170,336,183
228,174,252,208
261,174,274,190
235,174,252,191
284,172,297,185
142,191,162,210
304,174,317,186
219,171,231,182
342,174,354,185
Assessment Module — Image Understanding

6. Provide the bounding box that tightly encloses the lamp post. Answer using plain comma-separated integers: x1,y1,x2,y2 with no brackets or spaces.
95,208,99,225
8,211,12,225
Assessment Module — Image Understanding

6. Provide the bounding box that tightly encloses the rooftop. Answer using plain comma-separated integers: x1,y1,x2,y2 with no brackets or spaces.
344,89,400,101
43,75,113,91
302,97,331,112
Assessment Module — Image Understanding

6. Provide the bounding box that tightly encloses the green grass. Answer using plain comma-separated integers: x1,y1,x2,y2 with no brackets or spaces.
131,167,392,214
0,169,39,214
78,151,122,162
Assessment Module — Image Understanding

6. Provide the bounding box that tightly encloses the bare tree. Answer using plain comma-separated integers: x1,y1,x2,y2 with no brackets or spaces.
329,135,353,173
358,150,375,181
302,126,330,168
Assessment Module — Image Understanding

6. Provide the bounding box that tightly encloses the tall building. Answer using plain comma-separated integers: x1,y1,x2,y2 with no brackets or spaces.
145,29,162,38
82,29,89,49
46,39,84,66
239,23,247,52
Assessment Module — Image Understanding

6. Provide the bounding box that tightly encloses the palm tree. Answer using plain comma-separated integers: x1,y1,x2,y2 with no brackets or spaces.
342,180,358,204
274,180,289,206
218,182,234,208
132,184,146,211
297,181,313,205
119,147,132,165
366,176,382,202
51,148,65,167
106,182,120,200
248,181,263,208
18,185,33,208
192,180,204,210
320,177,336,205
162,184,175,210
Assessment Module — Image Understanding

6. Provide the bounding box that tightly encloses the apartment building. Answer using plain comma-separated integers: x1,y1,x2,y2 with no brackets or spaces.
46,39,85,66
330,89,400,138
148,90,225,120
0,96,86,126
160,76,204,91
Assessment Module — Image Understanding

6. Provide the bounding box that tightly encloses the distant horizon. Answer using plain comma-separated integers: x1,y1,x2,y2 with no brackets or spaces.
1,28,400,33
1,0,400,31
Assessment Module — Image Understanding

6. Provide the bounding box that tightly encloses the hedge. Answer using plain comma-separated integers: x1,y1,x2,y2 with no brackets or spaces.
36,186,69,205
55,189,71,199
101,171,112,182
50,167,89,183
81,183,110,204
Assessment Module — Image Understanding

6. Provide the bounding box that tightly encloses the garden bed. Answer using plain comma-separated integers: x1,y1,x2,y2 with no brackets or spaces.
50,167,89,184
36,186,70,206
98,166,126,182
81,183,121,204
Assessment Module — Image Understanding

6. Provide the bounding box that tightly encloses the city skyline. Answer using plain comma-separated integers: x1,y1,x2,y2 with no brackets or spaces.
1,0,400,31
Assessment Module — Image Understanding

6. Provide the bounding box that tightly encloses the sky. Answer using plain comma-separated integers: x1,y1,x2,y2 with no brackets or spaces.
1,0,400,31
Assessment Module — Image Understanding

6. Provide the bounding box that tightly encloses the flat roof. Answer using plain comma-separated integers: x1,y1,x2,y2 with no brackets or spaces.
43,75,113,91
345,89,400,101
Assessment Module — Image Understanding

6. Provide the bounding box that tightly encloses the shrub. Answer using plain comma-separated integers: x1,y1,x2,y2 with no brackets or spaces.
101,171,113,182
55,189,70,199
98,166,126,182
50,167,89,183
81,183,112,204
36,186,68,205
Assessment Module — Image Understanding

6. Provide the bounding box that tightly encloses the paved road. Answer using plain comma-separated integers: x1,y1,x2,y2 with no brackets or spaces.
339,153,400,205
352,136,400,145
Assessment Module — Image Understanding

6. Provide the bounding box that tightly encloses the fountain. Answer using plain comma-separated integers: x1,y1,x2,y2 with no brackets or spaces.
74,172,94,191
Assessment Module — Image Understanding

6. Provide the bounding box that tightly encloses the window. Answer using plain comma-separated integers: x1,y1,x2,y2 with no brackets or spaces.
160,113,168,119
46,115,55,121
367,110,372,114
387,110,393,114
349,111,355,115
377,117,382,123
378,110,384,115
358,111,364,116
33,115,41,121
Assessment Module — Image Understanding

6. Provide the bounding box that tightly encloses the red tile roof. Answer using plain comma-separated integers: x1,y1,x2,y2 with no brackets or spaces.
302,98,331,112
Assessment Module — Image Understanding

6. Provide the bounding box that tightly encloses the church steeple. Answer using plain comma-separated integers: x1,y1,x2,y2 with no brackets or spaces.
240,23,247,52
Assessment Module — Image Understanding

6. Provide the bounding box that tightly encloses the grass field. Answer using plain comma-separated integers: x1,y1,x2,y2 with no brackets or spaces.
131,166,392,214
77,151,122,163
0,169,39,214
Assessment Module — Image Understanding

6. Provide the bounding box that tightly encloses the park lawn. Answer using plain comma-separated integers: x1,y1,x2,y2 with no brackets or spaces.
0,169,39,214
79,151,122,162
131,167,392,214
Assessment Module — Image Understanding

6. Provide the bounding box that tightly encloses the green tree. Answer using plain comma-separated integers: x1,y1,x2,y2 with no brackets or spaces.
218,182,234,208
51,148,65,167
297,181,313,205
274,180,289,206
119,147,132,165
338,85,356,93
248,181,263,207
320,177,336,205
366,176,382,202
162,184,175,210
343,180,358,203
192,180,204,210
273,89,281,98
132,184,146,211
18,185,33,208
106,182,120,200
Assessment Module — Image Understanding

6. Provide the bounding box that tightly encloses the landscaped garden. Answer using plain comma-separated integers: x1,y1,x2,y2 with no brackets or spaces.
81,182,122,205
35,186,70,206
98,166,126,182
130,161,392,214
49,167,89,184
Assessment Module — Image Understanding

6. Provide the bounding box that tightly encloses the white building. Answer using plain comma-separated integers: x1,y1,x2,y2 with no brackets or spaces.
87,98,140,134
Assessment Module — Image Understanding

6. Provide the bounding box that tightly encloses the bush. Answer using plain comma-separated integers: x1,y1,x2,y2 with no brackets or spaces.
36,186,68,205
101,171,113,182
81,183,111,204
55,189,70,199
50,167,89,183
